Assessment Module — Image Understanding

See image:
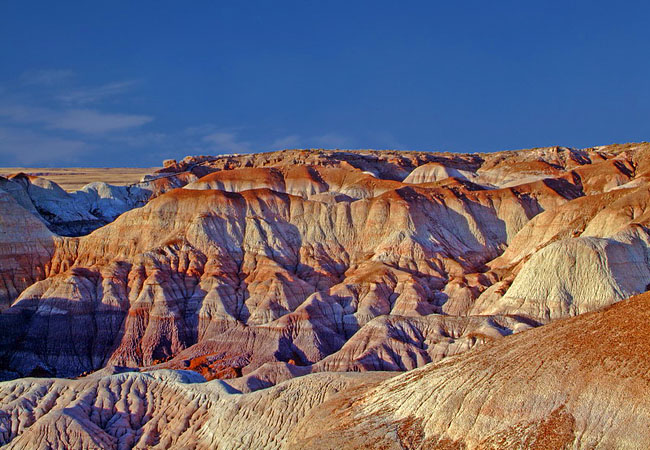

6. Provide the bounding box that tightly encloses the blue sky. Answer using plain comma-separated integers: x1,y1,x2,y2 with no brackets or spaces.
1,1,649,166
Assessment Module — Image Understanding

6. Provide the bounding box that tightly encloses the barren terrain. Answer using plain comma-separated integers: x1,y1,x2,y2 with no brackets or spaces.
0,167,156,192
0,143,649,448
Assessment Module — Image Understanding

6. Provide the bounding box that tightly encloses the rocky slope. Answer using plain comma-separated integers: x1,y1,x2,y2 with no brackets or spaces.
0,189,55,311
0,367,393,449
0,171,187,237
288,290,650,449
1,142,650,448
0,143,649,384
1,291,648,449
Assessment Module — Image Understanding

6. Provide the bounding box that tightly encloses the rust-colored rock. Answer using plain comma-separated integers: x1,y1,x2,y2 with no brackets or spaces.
0,143,649,448
2,144,650,380
288,291,650,449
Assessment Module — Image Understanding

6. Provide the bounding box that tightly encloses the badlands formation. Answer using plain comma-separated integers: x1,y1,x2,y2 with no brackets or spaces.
0,142,649,448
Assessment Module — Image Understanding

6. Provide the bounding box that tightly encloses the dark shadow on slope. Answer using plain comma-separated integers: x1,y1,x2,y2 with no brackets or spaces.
0,293,128,379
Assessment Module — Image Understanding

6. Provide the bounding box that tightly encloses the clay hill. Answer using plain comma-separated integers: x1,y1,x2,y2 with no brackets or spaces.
0,143,649,448
2,290,648,449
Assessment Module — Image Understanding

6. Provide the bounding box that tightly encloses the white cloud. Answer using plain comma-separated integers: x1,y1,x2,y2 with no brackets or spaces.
184,127,355,156
372,131,408,150
270,135,301,149
0,127,89,165
0,104,153,134
50,109,153,134
202,131,252,154
183,124,223,136
0,70,163,165
309,133,354,149
109,132,168,147
20,69,75,86
57,80,138,104
269,133,356,151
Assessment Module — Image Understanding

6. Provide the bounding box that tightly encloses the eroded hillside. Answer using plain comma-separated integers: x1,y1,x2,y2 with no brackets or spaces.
1,143,650,448
1,144,649,384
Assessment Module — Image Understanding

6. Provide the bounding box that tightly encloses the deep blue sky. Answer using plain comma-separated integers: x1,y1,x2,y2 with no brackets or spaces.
1,1,649,166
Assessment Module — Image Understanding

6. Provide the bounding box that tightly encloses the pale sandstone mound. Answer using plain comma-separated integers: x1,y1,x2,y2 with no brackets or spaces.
404,162,478,184
312,313,534,372
477,227,650,320
488,188,636,270
475,187,650,321
288,291,650,449
0,188,55,311
0,168,198,237
0,174,136,236
3,173,107,235
72,182,151,221
184,165,404,200
472,145,596,187
0,368,392,449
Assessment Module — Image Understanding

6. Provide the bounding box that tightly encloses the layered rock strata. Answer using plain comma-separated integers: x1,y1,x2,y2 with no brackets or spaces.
0,143,648,384
1,291,648,448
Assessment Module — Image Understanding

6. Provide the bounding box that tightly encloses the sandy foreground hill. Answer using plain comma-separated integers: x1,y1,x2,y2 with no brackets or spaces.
0,143,649,448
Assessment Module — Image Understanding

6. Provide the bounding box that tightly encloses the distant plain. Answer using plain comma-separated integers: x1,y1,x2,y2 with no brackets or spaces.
0,167,157,191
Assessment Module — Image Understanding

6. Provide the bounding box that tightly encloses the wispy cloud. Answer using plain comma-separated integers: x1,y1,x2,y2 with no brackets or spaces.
372,131,408,150
268,132,355,150
50,109,153,134
0,126,89,165
202,131,252,153
4,68,366,166
57,80,138,104
0,104,153,134
310,133,354,149
1,69,165,165
270,135,301,149
109,132,167,147
181,125,255,154
186,127,356,156
20,69,75,86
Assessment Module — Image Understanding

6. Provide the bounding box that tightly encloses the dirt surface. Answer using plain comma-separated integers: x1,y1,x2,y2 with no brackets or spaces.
0,167,157,191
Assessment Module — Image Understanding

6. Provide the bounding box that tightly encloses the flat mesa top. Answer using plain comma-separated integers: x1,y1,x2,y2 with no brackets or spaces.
0,167,158,192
